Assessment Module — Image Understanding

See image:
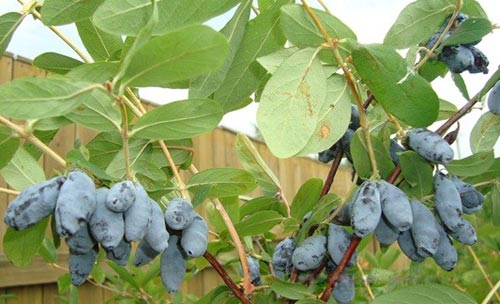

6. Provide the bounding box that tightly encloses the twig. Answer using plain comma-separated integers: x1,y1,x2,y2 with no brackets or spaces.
304,256,328,286
356,261,375,301
317,0,332,14
278,188,291,218
0,116,66,168
320,237,361,301
126,87,148,114
121,95,144,118
320,148,343,197
251,6,260,15
159,141,188,198
203,252,251,304
467,246,500,303
481,280,500,304
17,0,92,63
0,187,20,195
117,97,132,180
190,164,254,295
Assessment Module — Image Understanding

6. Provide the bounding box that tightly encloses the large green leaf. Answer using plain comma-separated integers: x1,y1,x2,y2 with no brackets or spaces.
352,44,439,127
384,0,454,49
3,218,50,267
65,90,121,132
0,77,109,119
93,0,239,36
445,150,495,177
33,52,84,75
130,99,223,140
371,284,475,304
187,168,257,198
76,18,123,62
257,47,299,74
442,17,492,47
257,48,327,158
279,4,356,63
105,138,150,179
41,0,105,26
235,133,280,194
350,130,395,180
269,278,315,300
189,0,252,99
87,131,123,169
296,74,351,155
121,25,228,87
437,99,458,121
290,178,323,221
213,0,288,112
66,62,120,83
234,210,283,237
470,112,500,153
239,196,286,218
399,151,434,198
491,183,500,227
295,193,339,243
0,12,26,55
0,125,20,170
0,147,46,191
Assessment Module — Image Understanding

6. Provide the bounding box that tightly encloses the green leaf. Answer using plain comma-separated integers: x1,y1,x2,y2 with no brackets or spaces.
269,277,315,300
295,74,351,156
491,183,500,227
352,44,439,127
32,117,72,131
257,48,327,158
131,99,223,140
296,193,339,243
189,0,252,99
66,62,120,83
106,261,140,289
155,0,240,34
445,150,495,177
384,1,455,49
290,178,323,221
105,138,150,179
279,4,356,63
3,217,49,267
121,25,228,87
451,73,470,100
0,77,109,119
76,18,123,62
235,133,281,194
371,284,475,304
295,300,324,304
0,125,20,170
0,12,25,55
443,17,492,47
64,90,121,132
220,196,240,224
87,131,123,169
66,149,113,180
38,237,57,263
240,196,286,219
257,47,299,74
234,210,283,237
92,0,155,36
470,112,500,153
399,151,434,198
437,99,458,121
187,168,257,198
464,157,500,185
351,130,395,180
24,130,59,160
213,0,288,112
57,273,72,294
33,52,83,75
131,159,169,191
41,0,105,25
0,147,45,191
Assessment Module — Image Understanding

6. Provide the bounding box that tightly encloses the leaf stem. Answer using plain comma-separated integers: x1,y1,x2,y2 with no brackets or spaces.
17,0,92,63
126,87,148,114
300,0,379,179
0,115,66,168
356,261,375,301
190,164,254,295
203,252,251,304
121,95,144,118
117,97,132,180
0,187,20,195
467,246,500,302
482,280,500,304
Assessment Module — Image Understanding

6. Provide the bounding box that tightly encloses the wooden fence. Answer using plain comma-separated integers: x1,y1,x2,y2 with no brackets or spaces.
0,53,355,303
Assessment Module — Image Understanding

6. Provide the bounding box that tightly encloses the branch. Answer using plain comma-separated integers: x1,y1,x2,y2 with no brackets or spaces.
0,116,66,168
159,141,188,198
320,237,361,301
117,97,132,180
320,148,343,197
203,252,251,304
0,187,20,195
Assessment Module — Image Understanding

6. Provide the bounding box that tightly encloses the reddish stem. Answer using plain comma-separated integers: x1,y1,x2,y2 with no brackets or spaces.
304,256,328,286
320,149,344,197
320,237,361,301
203,252,250,304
